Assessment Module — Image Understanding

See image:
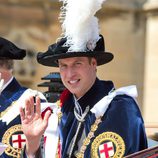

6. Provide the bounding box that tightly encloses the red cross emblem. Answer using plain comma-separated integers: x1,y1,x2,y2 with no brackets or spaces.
12,134,26,149
99,142,114,158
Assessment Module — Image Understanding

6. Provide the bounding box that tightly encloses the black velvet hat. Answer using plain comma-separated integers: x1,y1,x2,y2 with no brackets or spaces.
37,35,113,67
0,37,26,60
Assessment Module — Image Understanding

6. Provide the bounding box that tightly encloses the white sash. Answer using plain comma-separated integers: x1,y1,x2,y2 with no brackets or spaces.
91,85,137,117
0,89,46,124
40,103,60,158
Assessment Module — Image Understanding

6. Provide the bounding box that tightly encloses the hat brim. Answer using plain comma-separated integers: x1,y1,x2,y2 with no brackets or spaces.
37,51,113,67
0,37,26,60
0,49,26,60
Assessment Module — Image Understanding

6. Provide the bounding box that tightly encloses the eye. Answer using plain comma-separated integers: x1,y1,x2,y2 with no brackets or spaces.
59,64,67,70
75,62,82,66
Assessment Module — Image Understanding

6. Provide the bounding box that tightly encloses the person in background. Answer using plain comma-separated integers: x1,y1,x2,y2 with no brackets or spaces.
20,0,148,157
0,37,46,158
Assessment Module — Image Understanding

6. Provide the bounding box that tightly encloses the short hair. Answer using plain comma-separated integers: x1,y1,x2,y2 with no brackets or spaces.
87,57,97,64
0,59,14,70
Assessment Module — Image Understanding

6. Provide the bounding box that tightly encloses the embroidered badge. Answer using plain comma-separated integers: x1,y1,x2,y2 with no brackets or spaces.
2,124,26,158
91,132,125,158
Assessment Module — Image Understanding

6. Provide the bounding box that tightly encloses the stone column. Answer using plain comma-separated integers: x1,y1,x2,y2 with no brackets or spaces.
143,0,158,123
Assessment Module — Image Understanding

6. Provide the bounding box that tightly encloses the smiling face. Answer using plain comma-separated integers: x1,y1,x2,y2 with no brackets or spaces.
58,57,97,98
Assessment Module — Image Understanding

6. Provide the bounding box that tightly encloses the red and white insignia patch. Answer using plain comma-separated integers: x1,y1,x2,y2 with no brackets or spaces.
91,132,125,158
99,142,114,158
12,134,26,149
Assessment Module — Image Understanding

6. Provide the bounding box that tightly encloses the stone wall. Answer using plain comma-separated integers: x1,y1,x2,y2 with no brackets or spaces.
0,0,61,89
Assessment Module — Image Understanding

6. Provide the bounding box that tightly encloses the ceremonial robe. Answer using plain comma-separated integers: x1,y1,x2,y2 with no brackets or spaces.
59,78,147,157
0,78,46,158
21,78,147,158
0,78,27,158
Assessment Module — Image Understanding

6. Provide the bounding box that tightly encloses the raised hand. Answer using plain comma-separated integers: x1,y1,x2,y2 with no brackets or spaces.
19,96,51,156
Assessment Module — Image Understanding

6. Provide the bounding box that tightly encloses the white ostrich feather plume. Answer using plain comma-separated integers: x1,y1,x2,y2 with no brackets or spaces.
59,0,106,52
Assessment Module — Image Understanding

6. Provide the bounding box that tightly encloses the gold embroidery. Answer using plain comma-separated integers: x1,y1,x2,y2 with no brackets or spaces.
55,101,125,158
91,132,125,158
75,117,102,158
2,124,25,158
56,100,62,122
55,100,63,158
0,101,16,117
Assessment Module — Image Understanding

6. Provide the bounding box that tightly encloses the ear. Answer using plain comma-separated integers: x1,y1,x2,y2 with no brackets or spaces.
91,58,97,66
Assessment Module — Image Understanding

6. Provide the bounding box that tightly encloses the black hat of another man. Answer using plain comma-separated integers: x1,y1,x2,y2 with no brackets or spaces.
0,37,26,60
37,35,113,67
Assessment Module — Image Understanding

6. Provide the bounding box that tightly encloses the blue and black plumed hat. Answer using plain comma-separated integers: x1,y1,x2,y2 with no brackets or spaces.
37,0,113,67
0,37,26,60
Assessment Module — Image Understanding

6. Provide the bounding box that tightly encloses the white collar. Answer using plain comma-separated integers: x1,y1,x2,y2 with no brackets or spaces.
1,76,14,92
91,85,138,118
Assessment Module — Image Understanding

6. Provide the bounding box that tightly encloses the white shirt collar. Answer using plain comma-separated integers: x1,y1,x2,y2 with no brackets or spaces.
1,76,14,92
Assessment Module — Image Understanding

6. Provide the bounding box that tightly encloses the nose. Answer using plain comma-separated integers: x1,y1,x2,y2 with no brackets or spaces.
66,66,76,78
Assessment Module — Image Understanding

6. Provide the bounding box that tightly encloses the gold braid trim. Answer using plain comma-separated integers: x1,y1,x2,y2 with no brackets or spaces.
55,100,102,158
0,101,16,117
55,100,63,158
75,116,102,158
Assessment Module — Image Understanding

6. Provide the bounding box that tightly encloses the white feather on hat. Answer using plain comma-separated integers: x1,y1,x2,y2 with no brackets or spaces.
59,0,106,52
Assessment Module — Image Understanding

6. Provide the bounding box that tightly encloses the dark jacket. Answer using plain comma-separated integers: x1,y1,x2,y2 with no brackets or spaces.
59,79,147,157
21,78,147,158
0,78,27,158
